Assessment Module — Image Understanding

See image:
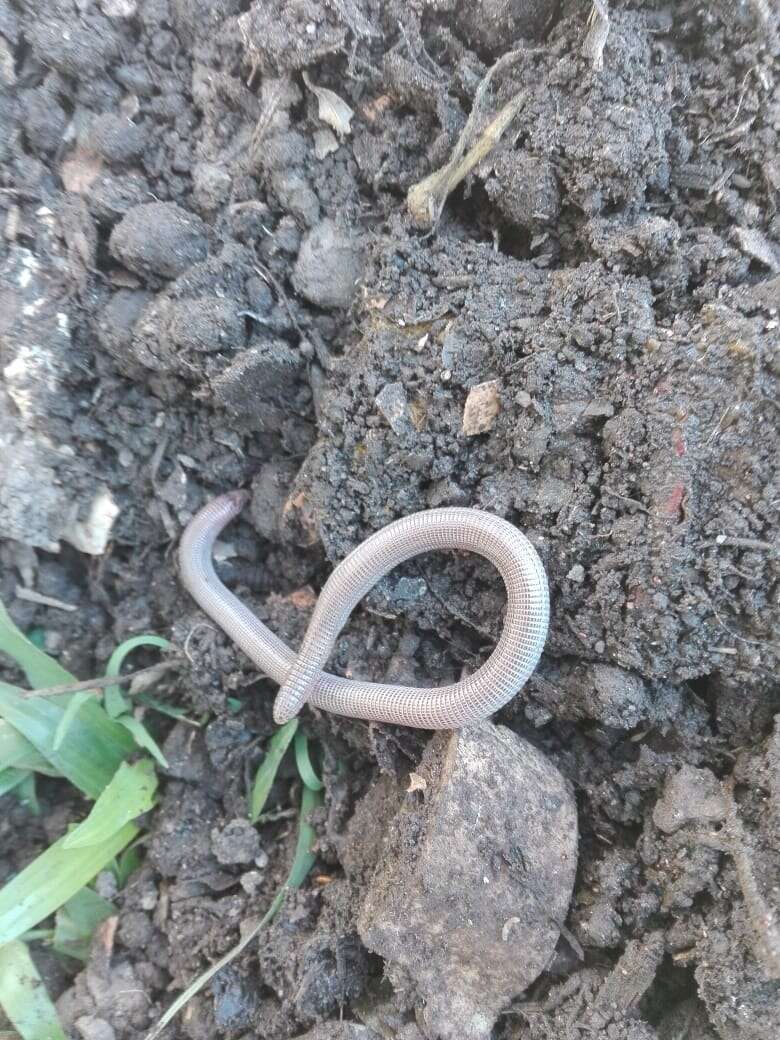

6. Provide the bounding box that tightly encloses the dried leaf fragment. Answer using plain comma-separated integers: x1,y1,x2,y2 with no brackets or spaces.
302,71,354,138
313,128,339,160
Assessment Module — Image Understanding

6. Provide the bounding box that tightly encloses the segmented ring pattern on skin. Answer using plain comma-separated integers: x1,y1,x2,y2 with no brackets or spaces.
178,491,550,729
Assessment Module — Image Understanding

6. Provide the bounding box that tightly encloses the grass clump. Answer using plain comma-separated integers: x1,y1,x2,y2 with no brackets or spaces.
0,599,170,1038
0,595,326,1040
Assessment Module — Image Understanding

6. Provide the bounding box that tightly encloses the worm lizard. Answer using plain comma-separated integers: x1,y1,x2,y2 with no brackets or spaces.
179,491,549,729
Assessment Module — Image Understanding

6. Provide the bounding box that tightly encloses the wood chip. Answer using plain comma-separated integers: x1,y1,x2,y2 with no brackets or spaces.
462,379,502,436
0,35,16,86
582,1,610,71
60,147,104,195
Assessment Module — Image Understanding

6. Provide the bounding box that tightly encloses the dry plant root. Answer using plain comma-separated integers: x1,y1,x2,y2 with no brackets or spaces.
406,47,536,226
407,91,526,226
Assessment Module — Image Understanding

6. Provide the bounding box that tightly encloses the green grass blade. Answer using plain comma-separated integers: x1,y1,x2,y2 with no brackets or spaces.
0,766,28,797
135,693,200,725
288,784,324,888
52,887,114,962
0,821,137,945
0,719,60,776
64,760,157,850
0,682,135,799
104,635,171,718
293,730,324,791
145,888,287,1040
0,940,67,1040
52,691,92,751
249,719,298,822
113,843,143,888
0,599,73,688
117,715,169,769
147,780,323,1040
15,773,39,815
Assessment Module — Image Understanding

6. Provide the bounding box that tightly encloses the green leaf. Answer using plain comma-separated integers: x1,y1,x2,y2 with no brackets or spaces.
0,682,135,799
0,766,28,797
52,691,93,751
64,760,157,850
117,715,169,769
0,821,137,945
0,599,73,689
249,719,298,822
293,730,324,791
0,719,60,776
0,940,67,1040
104,635,171,718
52,887,114,962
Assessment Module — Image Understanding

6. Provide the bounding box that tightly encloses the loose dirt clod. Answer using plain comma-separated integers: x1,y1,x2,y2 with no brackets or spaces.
109,202,208,279
293,219,362,309
653,766,727,835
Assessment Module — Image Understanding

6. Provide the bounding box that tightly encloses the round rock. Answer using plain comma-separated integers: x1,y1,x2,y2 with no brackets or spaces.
353,721,578,1040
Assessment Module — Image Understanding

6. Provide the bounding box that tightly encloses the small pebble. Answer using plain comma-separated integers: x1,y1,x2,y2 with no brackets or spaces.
375,382,412,436
94,869,118,900
567,563,585,583
240,870,264,896
653,766,726,835
75,1016,116,1040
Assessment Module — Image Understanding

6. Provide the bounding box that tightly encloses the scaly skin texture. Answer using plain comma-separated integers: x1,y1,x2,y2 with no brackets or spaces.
178,491,549,729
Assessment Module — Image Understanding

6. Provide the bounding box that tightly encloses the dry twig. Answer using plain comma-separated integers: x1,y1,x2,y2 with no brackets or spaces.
21,662,177,700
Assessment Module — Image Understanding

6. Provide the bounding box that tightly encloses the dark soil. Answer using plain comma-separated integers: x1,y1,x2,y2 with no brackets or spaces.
1,1,779,1039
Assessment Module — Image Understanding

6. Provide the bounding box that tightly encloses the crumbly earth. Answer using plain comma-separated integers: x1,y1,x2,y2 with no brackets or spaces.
0,2,779,1039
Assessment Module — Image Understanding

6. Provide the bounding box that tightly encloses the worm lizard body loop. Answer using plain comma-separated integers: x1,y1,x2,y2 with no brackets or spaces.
179,491,549,729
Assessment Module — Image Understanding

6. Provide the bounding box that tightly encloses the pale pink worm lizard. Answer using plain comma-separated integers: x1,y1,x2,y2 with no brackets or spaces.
178,491,549,729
